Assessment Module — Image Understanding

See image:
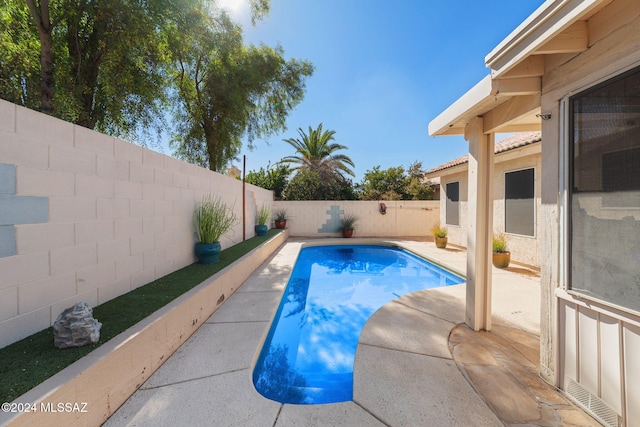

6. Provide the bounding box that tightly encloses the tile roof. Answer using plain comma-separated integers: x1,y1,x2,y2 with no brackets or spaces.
425,131,541,174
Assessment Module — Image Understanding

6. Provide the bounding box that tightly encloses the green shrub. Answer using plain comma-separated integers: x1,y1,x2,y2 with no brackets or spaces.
340,213,359,231
257,204,271,225
492,233,508,253
193,195,239,244
430,222,448,238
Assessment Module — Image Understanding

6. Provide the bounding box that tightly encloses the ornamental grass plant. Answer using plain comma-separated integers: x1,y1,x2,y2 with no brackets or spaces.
274,207,289,222
340,212,359,231
193,195,239,244
430,222,448,238
257,204,271,226
492,232,509,253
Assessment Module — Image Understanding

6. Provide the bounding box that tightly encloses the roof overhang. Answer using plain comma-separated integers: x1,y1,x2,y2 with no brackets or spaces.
486,0,611,78
425,132,541,178
428,75,541,136
429,0,612,137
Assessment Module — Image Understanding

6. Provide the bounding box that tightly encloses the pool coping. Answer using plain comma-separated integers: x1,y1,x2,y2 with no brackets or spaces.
252,239,467,405
0,230,288,427
103,238,509,425
298,238,467,279
102,238,599,426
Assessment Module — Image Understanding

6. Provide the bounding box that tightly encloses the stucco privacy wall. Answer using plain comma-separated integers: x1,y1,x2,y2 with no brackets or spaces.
0,99,273,348
274,200,440,237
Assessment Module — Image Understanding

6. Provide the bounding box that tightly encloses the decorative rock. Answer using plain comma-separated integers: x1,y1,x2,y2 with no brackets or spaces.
53,301,102,349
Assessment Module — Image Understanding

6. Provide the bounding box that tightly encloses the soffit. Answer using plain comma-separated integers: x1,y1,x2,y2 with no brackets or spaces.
428,76,542,136
486,0,612,77
429,0,612,137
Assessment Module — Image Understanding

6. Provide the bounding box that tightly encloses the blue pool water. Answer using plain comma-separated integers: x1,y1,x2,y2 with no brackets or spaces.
252,244,464,405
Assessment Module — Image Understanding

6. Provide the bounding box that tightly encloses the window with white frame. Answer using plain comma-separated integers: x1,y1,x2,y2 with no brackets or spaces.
569,65,640,313
505,168,535,236
445,181,459,226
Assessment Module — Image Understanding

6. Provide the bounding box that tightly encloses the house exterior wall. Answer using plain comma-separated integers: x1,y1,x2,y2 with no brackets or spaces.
0,100,273,348
540,1,640,424
492,149,541,268
438,170,468,248
431,146,541,268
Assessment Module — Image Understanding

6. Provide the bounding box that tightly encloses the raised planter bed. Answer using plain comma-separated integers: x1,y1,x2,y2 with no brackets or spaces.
0,230,288,427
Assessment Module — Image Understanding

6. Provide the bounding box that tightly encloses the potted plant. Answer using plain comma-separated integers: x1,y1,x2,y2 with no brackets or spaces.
430,222,448,249
340,213,359,238
193,195,239,264
273,208,289,229
492,232,510,268
255,204,271,236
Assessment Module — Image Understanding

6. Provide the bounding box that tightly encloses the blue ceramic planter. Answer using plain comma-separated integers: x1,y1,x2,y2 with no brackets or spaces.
255,225,268,236
195,242,221,264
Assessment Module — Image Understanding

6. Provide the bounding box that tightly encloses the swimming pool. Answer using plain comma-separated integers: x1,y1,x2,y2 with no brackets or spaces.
252,244,464,405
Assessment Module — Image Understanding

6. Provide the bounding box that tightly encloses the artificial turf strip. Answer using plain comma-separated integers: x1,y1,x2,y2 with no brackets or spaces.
0,230,282,403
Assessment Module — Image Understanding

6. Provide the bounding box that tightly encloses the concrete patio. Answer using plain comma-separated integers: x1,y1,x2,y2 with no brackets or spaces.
103,238,599,426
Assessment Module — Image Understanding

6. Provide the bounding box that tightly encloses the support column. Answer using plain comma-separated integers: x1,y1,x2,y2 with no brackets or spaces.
464,117,494,331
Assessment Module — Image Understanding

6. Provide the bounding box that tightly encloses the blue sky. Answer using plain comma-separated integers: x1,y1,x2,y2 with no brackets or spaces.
210,0,544,181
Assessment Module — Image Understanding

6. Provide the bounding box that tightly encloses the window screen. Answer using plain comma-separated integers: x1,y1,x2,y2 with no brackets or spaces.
505,168,535,236
445,182,459,226
569,65,640,313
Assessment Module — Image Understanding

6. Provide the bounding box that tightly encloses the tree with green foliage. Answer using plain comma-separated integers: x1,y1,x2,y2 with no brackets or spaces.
0,1,41,112
245,162,291,199
357,161,434,200
3,0,179,136
405,161,435,200
168,9,313,171
283,168,357,201
358,165,407,200
281,123,355,179
1,0,272,142
23,0,55,115
3,0,311,169
280,124,357,200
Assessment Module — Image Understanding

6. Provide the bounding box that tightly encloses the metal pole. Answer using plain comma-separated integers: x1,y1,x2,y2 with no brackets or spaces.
242,155,246,241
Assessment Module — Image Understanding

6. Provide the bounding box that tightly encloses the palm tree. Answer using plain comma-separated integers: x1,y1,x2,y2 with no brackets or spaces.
281,124,355,178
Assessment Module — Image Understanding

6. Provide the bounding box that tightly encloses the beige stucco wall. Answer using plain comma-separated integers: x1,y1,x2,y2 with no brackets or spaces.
273,200,440,238
492,147,541,268
438,170,467,248
539,0,640,422
432,145,541,268
0,100,273,348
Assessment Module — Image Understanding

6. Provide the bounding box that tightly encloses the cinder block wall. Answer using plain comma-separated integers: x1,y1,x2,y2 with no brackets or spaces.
274,200,440,237
0,100,273,348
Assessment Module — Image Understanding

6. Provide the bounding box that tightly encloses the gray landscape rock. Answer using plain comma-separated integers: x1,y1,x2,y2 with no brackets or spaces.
53,301,102,349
